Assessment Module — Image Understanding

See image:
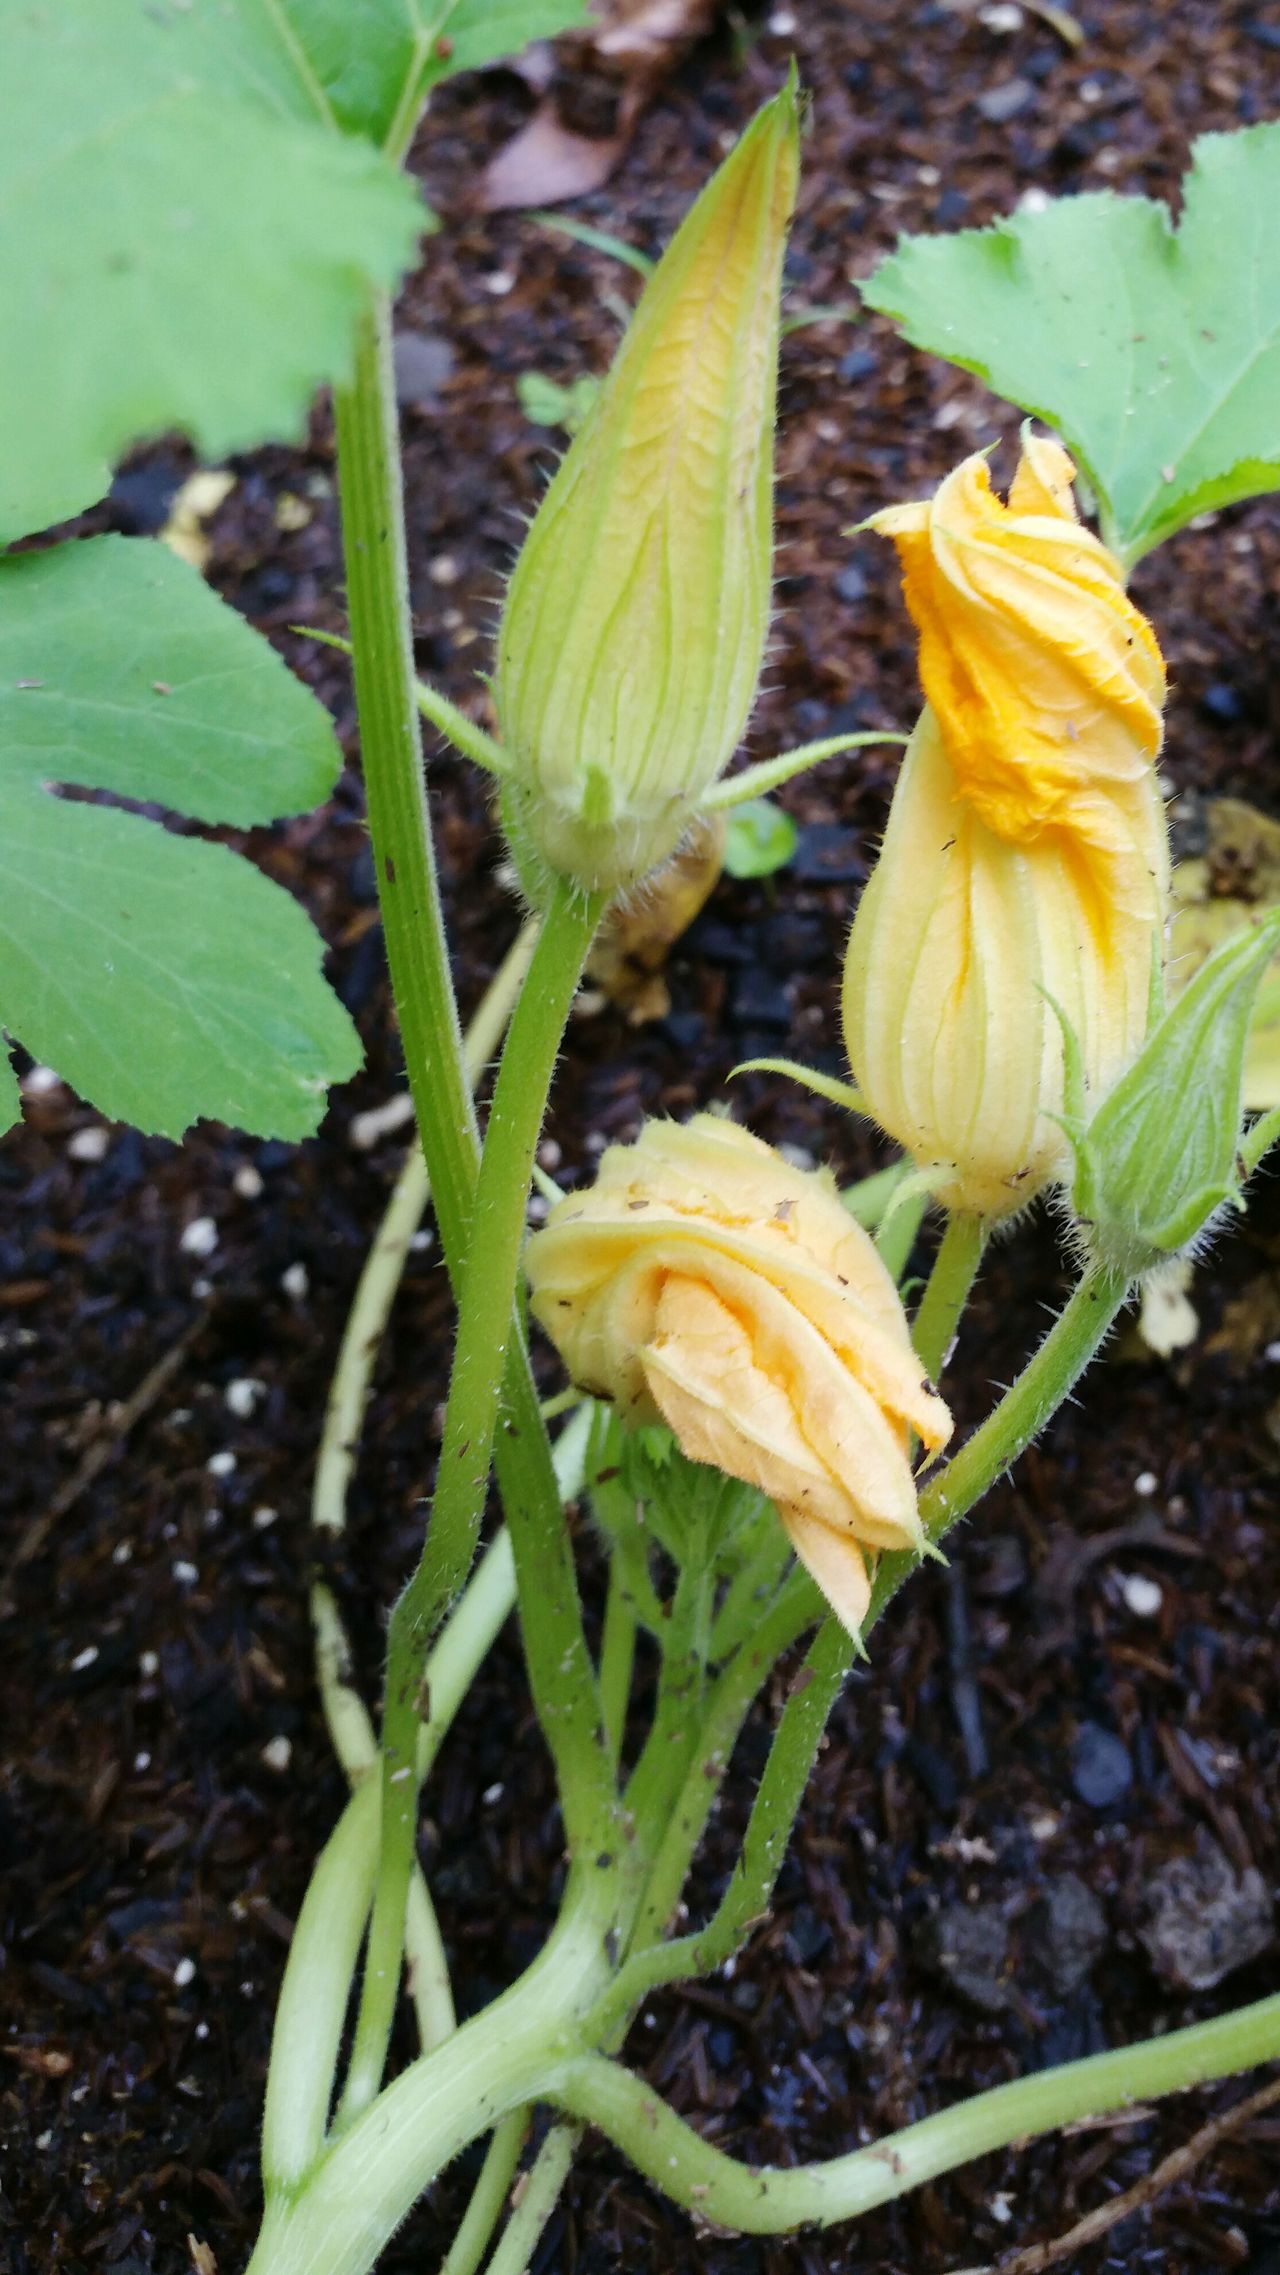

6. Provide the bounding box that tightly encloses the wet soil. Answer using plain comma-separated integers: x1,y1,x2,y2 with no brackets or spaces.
4,3,1280,2271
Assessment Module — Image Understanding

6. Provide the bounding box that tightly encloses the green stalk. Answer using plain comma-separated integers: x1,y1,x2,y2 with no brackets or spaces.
332,296,478,1257
598,1561,637,1769
333,297,607,1855
622,1570,823,1961
248,1884,616,2275
436,2113,528,2275
340,881,607,2126
910,1210,984,1381
484,2123,583,2275
549,1993,1280,2232
869,1264,1131,1628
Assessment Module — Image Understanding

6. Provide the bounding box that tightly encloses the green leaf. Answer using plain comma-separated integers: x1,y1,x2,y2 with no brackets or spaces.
723,797,798,879
0,0,425,543
434,0,589,82
285,0,589,150
862,123,1280,563
0,537,361,1138
0,538,341,824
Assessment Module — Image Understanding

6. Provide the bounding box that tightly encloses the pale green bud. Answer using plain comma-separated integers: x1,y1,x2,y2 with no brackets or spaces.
494,75,800,897
1057,909,1280,1276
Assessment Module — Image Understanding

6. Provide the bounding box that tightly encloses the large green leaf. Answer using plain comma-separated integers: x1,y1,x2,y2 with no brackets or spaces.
0,0,426,543
862,123,1280,565
0,537,361,1138
280,0,589,147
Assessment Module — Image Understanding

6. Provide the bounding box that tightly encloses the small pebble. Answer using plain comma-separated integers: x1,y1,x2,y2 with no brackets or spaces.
349,1094,415,1149
172,1560,200,1586
281,1261,309,1301
224,1377,265,1419
428,553,459,586
172,1957,196,1988
67,1125,110,1163
1134,1469,1158,1495
977,76,1035,123
768,7,796,30
483,269,515,296
70,1645,98,1672
1018,185,1052,213
206,1450,237,1478
409,1230,435,1254
482,1781,504,1805
1119,1572,1163,1619
180,1216,219,1259
1071,1722,1132,1809
35,2132,52,2151
252,1505,278,1531
134,1751,151,1771
111,1541,133,1565
538,1139,562,1171
261,1736,293,1773
979,0,1023,26
527,1194,550,1225
233,1164,264,1200
1265,1341,1280,1364
139,1650,159,1678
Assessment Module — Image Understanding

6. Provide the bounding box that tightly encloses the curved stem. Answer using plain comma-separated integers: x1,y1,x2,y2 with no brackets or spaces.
340,882,607,2126
249,1884,616,2275
870,1265,1131,1630
550,1993,1280,2233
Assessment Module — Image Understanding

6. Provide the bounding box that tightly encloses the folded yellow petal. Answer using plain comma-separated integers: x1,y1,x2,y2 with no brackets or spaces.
844,434,1169,1217
526,1115,951,1635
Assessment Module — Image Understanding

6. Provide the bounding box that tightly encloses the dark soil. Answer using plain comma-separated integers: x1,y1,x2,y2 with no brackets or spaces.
4,4,1280,2272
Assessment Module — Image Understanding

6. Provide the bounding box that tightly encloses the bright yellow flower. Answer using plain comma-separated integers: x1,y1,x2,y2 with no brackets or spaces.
842,433,1169,1218
495,79,799,896
526,1115,951,1633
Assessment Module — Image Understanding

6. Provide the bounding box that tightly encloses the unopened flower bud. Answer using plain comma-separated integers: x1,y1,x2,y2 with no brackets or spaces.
842,433,1169,1218
495,79,799,896
526,1114,951,1634
1059,909,1280,1275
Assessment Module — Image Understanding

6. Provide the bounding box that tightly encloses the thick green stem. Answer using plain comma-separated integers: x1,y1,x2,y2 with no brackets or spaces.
334,294,607,1861
341,882,607,2125
550,1994,1280,2232
333,296,478,1255
248,1886,615,2275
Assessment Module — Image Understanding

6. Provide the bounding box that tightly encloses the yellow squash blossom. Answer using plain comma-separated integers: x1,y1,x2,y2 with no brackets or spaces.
495,79,799,897
842,432,1169,1219
526,1115,951,1633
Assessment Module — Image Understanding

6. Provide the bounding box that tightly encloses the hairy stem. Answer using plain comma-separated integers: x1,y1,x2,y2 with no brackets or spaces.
341,882,607,2124
550,1994,1280,2232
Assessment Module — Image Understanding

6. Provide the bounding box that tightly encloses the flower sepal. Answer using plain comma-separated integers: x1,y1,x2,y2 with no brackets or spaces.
1051,908,1280,1276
